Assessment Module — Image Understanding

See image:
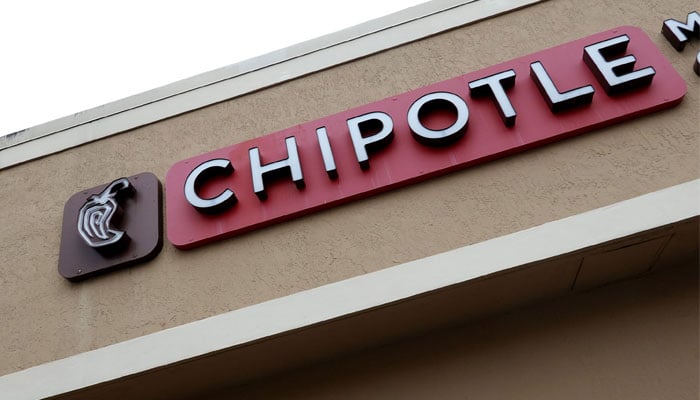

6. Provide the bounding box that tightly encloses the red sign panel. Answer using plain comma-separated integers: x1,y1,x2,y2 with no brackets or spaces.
166,26,686,249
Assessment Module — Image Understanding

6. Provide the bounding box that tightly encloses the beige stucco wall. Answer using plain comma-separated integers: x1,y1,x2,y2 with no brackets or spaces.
0,0,697,377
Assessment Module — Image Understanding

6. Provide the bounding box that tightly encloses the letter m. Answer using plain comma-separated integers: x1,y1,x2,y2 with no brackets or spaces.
662,11,700,51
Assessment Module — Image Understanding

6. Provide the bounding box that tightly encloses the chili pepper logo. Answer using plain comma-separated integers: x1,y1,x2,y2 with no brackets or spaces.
59,172,162,281
77,177,134,250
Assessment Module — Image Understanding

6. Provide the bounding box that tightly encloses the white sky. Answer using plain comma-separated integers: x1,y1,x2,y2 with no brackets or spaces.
0,0,424,136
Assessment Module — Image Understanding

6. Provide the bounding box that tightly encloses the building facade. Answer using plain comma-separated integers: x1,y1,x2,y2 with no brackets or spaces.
0,0,698,398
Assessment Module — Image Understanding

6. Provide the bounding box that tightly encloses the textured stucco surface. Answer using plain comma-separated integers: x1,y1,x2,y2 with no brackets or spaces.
0,0,698,376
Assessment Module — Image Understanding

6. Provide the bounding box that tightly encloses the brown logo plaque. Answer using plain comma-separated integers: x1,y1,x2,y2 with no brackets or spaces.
58,172,163,281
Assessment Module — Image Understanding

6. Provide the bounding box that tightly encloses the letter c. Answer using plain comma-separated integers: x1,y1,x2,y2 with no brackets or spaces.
184,158,237,214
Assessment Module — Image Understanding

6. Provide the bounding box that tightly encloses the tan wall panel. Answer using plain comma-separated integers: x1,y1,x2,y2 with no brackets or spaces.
0,0,698,374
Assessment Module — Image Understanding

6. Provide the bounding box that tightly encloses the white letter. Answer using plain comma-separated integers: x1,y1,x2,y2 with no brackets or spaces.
347,112,394,170
468,70,517,127
249,136,304,201
184,159,236,213
316,127,338,179
662,11,700,51
407,91,469,146
583,34,655,95
530,61,595,113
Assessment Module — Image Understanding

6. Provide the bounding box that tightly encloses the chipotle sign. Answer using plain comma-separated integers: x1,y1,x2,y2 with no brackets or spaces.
165,26,686,249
